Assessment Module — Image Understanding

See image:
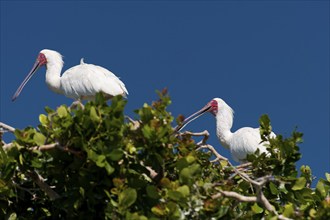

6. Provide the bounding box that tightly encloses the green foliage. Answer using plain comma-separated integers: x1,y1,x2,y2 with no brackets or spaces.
1,91,329,219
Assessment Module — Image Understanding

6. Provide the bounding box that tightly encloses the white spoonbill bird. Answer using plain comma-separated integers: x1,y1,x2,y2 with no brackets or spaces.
176,98,275,163
12,49,128,101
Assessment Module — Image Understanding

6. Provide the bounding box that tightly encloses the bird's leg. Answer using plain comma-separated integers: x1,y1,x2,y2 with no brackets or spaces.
69,100,84,110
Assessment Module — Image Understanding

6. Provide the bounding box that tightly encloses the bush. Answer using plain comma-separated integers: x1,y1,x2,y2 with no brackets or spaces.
1,91,329,219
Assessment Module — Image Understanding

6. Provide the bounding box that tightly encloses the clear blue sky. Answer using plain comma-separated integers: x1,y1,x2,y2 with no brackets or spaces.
1,2,329,182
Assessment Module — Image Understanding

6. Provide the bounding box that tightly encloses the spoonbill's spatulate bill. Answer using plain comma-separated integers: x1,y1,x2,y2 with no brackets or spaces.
12,49,128,101
176,98,275,163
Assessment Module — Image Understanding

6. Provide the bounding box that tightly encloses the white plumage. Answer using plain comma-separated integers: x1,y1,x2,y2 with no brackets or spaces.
176,98,275,163
12,49,128,101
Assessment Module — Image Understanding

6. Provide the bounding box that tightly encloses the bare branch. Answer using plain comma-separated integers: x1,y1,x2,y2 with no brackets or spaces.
69,100,84,110
12,181,36,198
0,122,15,133
140,161,159,180
236,162,252,170
30,142,83,157
256,188,275,212
27,170,60,200
179,130,210,144
2,143,14,150
212,190,257,202
4,141,84,158
196,144,229,162
184,130,277,215
278,215,293,220
125,116,141,130
30,143,58,151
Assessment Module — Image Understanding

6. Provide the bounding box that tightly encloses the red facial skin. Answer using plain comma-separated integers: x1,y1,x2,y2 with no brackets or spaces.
37,53,47,65
175,99,218,132
209,99,218,116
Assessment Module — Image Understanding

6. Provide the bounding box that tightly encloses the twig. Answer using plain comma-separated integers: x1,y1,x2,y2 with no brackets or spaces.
196,144,229,162
0,122,15,133
179,130,210,144
27,170,60,200
139,161,160,180
30,143,58,151
12,181,37,198
2,143,13,150
69,100,84,110
125,116,141,130
236,162,252,169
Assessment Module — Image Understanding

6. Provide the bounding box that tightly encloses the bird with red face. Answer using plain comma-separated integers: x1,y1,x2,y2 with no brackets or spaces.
12,49,128,102
176,98,275,163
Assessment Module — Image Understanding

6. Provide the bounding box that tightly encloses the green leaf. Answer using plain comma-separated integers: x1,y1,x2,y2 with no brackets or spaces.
185,155,196,164
326,173,330,182
8,213,17,220
104,161,115,175
33,133,46,146
259,114,272,139
176,185,190,197
168,190,184,201
108,149,124,161
166,202,181,218
125,212,148,220
309,208,317,218
160,178,171,188
251,203,263,214
283,203,294,217
146,185,160,199
142,125,153,139
316,179,329,198
179,164,201,185
31,158,42,168
119,188,137,209
90,106,100,123
292,177,306,191
269,182,279,195
57,106,68,118
19,154,24,165
95,155,106,167
215,206,230,218
220,160,228,167
39,114,48,125
79,187,85,197
41,207,51,217
151,205,168,216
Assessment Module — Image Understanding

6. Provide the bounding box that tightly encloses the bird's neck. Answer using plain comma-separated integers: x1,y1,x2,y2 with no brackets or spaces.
215,110,234,149
45,62,63,94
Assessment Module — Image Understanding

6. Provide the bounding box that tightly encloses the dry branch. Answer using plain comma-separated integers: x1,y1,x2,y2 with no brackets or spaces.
179,130,210,144
30,143,58,151
196,143,229,162
125,116,141,130
212,190,257,202
178,129,280,216
0,122,15,133
27,170,60,200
